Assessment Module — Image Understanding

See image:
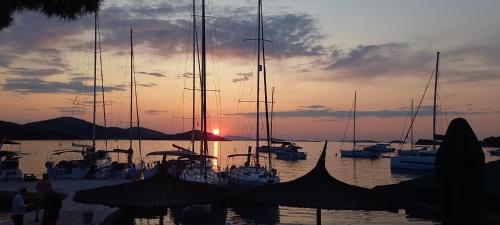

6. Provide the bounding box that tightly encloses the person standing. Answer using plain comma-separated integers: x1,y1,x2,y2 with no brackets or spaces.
35,173,52,222
11,188,27,225
41,189,62,225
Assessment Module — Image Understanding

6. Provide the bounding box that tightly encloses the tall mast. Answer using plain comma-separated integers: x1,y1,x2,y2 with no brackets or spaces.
92,11,98,149
433,52,439,150
201,0,207,160
191,0,196,152
353,91,357,150
260,0,272,170
270,87,274,140
410,99,414,149
129,29,134,150
255,0,262,165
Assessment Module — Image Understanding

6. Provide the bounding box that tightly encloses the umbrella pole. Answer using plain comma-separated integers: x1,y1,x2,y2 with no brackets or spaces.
316,208,321,225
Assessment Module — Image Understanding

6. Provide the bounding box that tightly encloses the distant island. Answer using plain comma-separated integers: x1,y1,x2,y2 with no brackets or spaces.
0,117,228,141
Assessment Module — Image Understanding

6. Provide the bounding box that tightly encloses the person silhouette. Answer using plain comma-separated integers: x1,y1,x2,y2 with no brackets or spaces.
436,118,485,225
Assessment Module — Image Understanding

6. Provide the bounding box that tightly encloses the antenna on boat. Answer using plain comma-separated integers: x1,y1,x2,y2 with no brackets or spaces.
432,52,439,150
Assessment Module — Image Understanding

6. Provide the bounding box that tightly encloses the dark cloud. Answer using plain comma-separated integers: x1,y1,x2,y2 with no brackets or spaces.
53,106,84,114
145,109,168,115
232,105,489,119
1,77,124,94
6,67,65,78
138,71,167,78
232,72,253,83
137,83,157,88
300,105,328,109
322,42,500,83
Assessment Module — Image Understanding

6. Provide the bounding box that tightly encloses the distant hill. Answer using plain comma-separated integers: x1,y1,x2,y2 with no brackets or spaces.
0,117,226,141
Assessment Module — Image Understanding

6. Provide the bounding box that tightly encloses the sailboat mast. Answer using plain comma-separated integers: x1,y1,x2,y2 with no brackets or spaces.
433,52,439,150
260,0,273,170
410,99,414,149
270,87,274,140
92,11,98,149
191,0,196,152
130,29,134,150
353,91,357,150
255,0,262,165
201,0,207,158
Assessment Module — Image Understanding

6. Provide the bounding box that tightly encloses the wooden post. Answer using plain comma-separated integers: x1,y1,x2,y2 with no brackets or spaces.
316,208,321,225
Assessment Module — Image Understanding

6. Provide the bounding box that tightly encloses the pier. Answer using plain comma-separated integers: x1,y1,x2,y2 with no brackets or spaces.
0,180,126,225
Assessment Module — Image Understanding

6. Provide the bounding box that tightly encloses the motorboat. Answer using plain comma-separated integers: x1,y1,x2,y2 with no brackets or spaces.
363,143,395,153
340,149,380,159
45,143,111,179
0,138,23,180
257,141,307,160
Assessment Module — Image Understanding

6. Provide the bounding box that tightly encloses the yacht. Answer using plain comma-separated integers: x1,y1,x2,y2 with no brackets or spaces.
363,143,395,153
340,92,380,159
0,138,23,180
142,147,194,179
391,52,442,171
45,143,111,179
226,148,279,187
257,141,307,160
226,0,280,187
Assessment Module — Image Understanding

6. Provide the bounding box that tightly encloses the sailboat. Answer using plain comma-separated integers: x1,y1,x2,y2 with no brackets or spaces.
0,136,23,180
256,88,307,160
391,52,441,171
101,29,143,179
340,92,380,159
46,11,112,179
143,0,223,185
226,0,280,187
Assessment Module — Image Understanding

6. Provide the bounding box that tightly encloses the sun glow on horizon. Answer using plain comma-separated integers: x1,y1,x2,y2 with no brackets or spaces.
212,128,220,136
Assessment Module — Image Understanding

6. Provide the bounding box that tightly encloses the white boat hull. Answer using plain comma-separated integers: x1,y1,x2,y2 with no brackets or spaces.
390,155,435,171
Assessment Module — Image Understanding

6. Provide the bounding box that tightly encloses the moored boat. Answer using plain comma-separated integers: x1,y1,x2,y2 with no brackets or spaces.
0,138,23,180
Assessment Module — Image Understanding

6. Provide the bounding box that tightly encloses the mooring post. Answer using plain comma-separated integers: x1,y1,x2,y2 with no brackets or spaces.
316,208,321,225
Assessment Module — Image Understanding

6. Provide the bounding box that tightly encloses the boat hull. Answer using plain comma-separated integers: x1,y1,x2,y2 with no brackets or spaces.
390,155,435,171
340,150,379,159
0,169,22,180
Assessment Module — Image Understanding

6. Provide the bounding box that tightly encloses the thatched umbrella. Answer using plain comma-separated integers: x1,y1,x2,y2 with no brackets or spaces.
239,141,397,211
73,168,231,208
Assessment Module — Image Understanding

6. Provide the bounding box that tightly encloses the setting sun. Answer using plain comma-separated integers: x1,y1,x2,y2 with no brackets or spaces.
212,128,220,136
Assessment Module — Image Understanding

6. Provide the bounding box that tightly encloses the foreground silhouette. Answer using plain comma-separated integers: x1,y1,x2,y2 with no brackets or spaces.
436,118,485,225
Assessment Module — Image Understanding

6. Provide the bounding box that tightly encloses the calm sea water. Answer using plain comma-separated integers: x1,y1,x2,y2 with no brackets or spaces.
6,140,498,224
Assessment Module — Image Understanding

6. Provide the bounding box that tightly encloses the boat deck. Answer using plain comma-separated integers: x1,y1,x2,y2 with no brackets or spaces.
0,179,127,225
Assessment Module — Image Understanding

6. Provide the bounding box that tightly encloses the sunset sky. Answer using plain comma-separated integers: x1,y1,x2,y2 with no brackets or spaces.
1,0,500,141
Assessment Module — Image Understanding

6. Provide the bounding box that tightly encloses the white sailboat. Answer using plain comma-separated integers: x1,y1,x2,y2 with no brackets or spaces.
226,0,279,187
340,92,380,159
391,52,441,171
46,11,111,179
102,29,142,179
143,0,223,185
